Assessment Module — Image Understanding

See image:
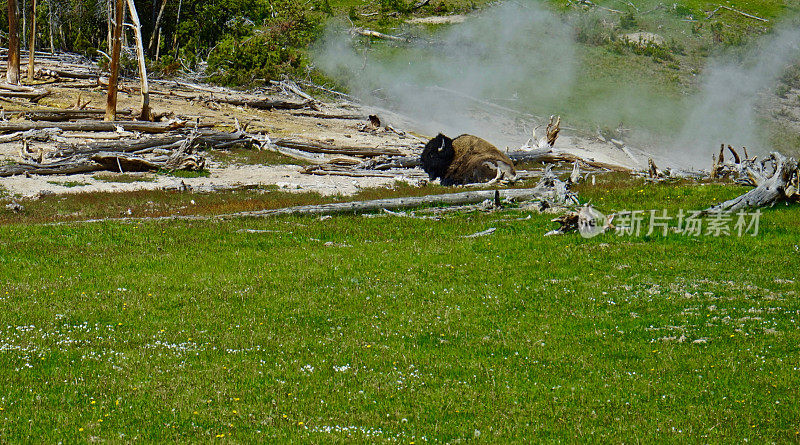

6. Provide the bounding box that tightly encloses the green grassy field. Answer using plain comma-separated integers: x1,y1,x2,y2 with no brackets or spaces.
1,179,799,442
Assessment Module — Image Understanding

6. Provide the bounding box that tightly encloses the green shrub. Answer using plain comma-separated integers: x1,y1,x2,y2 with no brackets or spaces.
672,4,695,18
619,12,637,31
776,84,791,99
575,15,617,46
608,37,675,63
779,64,800,88
710,21,748,47
206,0,320,85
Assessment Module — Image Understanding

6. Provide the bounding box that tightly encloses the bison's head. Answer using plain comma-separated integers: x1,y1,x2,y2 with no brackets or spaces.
421,133,455,180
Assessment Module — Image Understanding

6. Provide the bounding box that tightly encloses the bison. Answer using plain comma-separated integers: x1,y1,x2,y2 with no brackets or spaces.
421,133,516,186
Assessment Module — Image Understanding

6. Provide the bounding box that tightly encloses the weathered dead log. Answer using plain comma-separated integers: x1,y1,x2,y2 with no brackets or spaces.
568,161,581,185
0,127,62,143
163,134,205,171
362,155,421,170
49,130,254,159
302,164,402,178
350,27,409,42
290,111,366,120
647,158,666,179
704,152,799,213
507,149,631,172
36,68,99,79
706,5,768,22
710,143,760,186
0,157,103,176
230,188,557,218
531,165,579,206
90,152,163,172
21,109,132,121
0,119,185,134
0,82,37,92
273,138,402,157
1,135,208,177
209,97,313,111
0,88,51,101
269,79,316,103
49,134,184,158
546,205,613,236
546,115,561,147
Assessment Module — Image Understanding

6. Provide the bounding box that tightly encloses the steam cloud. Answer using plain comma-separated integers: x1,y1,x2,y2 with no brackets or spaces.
313,2,577,148
313,2,800,168
675,24,800,167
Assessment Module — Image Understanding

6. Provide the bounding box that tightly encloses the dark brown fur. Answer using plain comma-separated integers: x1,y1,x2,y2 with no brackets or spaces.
444,134,516,185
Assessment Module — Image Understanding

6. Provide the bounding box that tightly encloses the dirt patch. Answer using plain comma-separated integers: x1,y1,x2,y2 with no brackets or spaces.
0,56,650,199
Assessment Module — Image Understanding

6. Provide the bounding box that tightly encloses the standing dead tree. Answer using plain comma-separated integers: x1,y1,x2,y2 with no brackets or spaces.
148,0,168,56
7,0,21,84
125,0,151,120
105,0,124,121
26,0,37,82
46,0,54,53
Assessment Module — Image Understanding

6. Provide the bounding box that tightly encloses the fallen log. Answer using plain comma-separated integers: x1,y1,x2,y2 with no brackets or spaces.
0,89,51,101
0,127,62,143
302,165,403,178
21,108,132,121
91,152,163,172
0,119,185,134
350,27,409,42
507,149,631,172
362,155,421,169
49,130,255,159
546,205,613,236
208,96,313,111
230,188,558,218
301,164,427,179
36,67,99,79
704,152,799,213
290,111,366,120
273,138,403,157
49,134,185,158
0,157,103,177
706,5,768,22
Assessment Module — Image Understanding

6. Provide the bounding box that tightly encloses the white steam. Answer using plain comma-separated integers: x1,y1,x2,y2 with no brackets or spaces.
675,24,800,168
313,3,800,168
313,2,576,148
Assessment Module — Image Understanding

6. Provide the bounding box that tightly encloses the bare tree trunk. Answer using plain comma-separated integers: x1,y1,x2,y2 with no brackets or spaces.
147,0,167,55
27,0,37,82
21,0,26,48
122,4,128,49
172,0,181,56
47,0,54,53
105,0,123,121
107,0,112,53
155,27,161,60
7,0,21,85
125,0,151,120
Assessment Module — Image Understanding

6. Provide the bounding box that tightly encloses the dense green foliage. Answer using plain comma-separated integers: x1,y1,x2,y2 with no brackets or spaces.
4,0,791,85
0,180,799,441
205,0,322,84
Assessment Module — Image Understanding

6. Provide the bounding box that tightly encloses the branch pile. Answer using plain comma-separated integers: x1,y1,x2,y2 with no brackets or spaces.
0,126,257,177
705,151,800,213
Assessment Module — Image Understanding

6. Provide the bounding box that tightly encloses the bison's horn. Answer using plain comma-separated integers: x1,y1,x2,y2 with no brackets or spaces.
439,139,446,151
